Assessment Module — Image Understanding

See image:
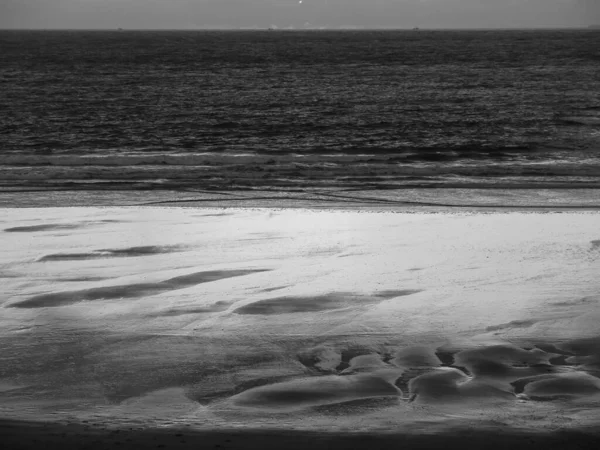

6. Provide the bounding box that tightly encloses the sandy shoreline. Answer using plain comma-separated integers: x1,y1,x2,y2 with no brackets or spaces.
2,187,600,209
1,207,600,446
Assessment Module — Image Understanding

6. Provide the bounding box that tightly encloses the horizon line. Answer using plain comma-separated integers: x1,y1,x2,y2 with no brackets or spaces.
0,26,597,31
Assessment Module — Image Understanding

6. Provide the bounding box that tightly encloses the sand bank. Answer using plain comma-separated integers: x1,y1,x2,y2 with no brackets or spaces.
1,208,600,442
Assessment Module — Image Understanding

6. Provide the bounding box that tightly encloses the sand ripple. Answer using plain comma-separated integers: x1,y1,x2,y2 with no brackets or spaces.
217,339,600,412
9,269,270,308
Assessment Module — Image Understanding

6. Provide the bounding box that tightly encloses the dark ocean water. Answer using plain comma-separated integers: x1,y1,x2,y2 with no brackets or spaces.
1,29,600,191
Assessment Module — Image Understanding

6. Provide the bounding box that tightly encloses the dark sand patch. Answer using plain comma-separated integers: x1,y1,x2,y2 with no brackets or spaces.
9,269,269,308
450,344,569,387
408,368,515,404
230,373,401,411
455,345,552,368
534,343,575,356
186,375,299,405
297,346,343,373
511,374,559,395
376,290,421,299
238,232,285,243
4,419,600,450
38,245,183,262
311,396,400,415
100,245,183,256
557,336,600,356
60,276,111,282
234,294,350,315
547,355,573,366
557,336,600,369
565,354,600,370
193,212,233,217
342,354,389,373
336,251,366,258
456,358,561,382
39,252,108,261
334,345,390,372
147,301,232,317
486,320,538,332
234,290,420,315
591,240,600,250
0,272,21,279
392,346,443,368
455,379,517,402
551,296,597,307
522,373,600,400
434,350,456,366
530,344,575,366
261,285,289,293
393,367,433,397
408,368,469,402
4,224,83,233
0,324,324,404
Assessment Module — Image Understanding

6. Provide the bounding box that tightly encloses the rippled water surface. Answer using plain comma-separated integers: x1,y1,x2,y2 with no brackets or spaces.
1,29,599,190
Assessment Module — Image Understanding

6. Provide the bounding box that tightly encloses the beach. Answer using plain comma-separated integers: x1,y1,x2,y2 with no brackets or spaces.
1,206,600,448
2,27,600,448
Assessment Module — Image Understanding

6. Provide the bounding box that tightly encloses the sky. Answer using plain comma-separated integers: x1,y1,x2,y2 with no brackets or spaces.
1,0,599,30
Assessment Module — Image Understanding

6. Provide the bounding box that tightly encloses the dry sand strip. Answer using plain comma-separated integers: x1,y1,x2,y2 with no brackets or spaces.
1,420,600,450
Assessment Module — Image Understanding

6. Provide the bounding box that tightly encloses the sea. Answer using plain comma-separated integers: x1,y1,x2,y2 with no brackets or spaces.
1,29,600,195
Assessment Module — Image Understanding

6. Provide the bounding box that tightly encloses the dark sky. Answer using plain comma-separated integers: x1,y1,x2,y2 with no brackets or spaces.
1,0,598,29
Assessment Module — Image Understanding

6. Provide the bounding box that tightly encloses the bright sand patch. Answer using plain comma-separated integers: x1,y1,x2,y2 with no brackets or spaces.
1,208,600,435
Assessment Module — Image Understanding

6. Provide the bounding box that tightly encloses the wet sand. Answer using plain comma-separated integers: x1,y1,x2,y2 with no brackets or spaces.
2,187,600,209
1,207,600,447
2,419,599,450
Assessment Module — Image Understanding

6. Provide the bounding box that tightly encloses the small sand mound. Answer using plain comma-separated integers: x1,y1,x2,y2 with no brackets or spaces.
558,336,600,356
455,344,551,367
38,245,183,261
408,367,515,404
146,301,232,317
566,354,600,369
392,346,443,368
523,373,600,400
457,379,516,401
342,354,389,373
557,336,600,370
408,367,469,402
4,223,82,232
312,397,402,415
234,290,419,315
297,346,342,373
164,270,269,288
453,344,564,387
234,294,349,315
230,373,402,412
485,320,538,332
